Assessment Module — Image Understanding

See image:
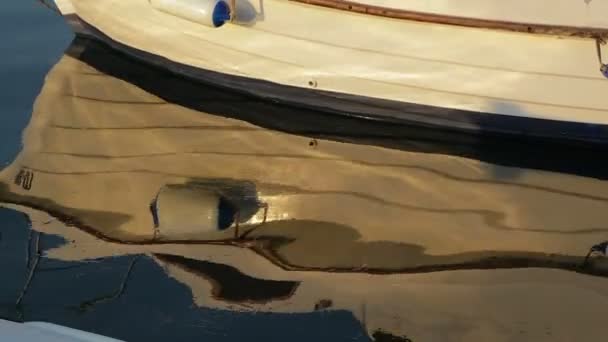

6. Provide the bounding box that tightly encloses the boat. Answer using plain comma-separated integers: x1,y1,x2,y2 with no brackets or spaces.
51,0,608,146
0,319,123,341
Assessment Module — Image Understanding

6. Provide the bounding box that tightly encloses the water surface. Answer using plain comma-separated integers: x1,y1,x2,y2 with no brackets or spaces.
1,3,608,342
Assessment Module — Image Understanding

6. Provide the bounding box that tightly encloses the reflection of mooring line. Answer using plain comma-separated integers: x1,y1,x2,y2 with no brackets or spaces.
77,255,141,311
14,170,24,187
15,231,41,307
582,250,593,268
235,203,269,240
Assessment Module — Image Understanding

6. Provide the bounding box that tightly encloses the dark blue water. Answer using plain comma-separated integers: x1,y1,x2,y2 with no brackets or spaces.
0,0,72,166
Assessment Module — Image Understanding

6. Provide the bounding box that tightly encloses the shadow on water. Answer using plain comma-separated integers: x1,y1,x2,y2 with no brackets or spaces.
0,207,374,341
180,179,264,224
66,37,608,180
234,219,608,277
30,257,372,342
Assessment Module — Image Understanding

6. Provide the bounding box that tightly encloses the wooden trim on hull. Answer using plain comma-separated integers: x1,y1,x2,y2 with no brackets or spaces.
290,0,608,39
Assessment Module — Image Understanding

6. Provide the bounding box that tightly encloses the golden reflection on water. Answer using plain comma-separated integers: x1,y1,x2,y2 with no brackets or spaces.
1,38,607,341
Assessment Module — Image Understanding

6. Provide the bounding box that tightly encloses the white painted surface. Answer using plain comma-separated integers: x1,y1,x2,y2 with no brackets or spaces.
63,0,608,125
150,0,228,27
0,320,123,342
353,0,608,28
54,0,75,14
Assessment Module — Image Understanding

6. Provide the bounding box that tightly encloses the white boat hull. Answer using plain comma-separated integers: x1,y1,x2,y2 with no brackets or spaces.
0,320,123,342
54,0,608,146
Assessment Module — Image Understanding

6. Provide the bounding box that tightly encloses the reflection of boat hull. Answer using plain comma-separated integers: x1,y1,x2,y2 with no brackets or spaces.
57,35,608,180
2,31,608,341
54,0,608,148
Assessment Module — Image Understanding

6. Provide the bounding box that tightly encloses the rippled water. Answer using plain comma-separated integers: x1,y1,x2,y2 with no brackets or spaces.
1,2,608,342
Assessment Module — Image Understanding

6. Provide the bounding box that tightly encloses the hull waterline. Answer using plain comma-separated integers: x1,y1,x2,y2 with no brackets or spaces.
52,0,608,161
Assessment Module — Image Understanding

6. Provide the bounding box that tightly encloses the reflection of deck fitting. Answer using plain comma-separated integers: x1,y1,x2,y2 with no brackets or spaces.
153,184,238,239
583,241,608,267
372,330,413,342
151,181,268,241
14,168,34,191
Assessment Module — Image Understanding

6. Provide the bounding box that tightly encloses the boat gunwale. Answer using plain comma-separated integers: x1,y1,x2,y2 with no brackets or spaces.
290,0,608,39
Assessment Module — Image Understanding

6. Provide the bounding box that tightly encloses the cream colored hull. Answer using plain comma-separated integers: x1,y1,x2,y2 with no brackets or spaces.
54,0,608,145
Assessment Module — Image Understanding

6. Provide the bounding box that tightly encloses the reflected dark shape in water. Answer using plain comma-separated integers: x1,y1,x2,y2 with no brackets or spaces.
75,255,141,313
1,35,608,342
0,0,72,167
154,253,299,303
314,299,333,311
0,206,370,341
67,37,608,180
31,256,369,342
372,330,413,342
239,220,608,277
